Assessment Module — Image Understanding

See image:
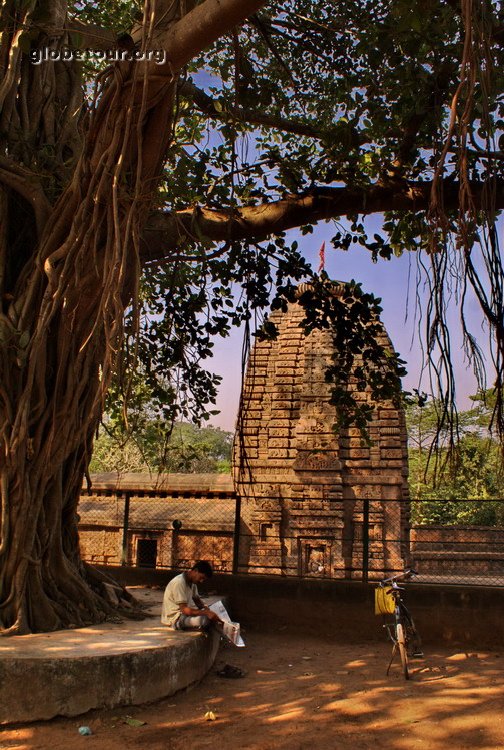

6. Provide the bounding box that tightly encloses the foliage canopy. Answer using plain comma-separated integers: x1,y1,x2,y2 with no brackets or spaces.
90,421,232,474
104,0,504,442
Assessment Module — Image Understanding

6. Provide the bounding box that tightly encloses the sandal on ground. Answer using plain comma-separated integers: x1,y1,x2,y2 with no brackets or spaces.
216,664,246,678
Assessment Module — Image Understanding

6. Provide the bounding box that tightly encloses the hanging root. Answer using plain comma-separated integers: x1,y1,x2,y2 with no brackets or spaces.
426,0,504,463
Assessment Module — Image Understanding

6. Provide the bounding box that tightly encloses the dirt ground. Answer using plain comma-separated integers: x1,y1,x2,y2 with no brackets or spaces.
2,625,504,750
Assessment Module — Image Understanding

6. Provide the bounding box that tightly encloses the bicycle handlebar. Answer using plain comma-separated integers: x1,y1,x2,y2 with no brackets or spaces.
380,568,417,585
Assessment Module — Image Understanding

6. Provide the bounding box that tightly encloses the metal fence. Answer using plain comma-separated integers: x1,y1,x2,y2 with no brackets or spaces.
410,499,504,586
78,474,237,573
78,486,504,586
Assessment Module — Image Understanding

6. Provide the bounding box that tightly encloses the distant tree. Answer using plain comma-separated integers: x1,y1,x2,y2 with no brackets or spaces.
407,391,504,524
90,421,233,474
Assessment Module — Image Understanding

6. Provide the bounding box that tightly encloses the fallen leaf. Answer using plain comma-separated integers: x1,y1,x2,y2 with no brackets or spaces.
123,717,146,727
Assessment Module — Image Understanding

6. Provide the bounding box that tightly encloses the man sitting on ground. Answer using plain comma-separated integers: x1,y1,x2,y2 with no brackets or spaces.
161,560,222,630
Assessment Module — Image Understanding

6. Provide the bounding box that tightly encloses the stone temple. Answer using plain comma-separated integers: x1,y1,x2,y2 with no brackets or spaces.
233,284,410,578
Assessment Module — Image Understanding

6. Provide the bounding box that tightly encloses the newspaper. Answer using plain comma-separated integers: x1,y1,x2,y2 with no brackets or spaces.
208,600,245,647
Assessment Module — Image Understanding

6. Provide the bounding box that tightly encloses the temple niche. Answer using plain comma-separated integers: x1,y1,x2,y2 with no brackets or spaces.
233,284,410,579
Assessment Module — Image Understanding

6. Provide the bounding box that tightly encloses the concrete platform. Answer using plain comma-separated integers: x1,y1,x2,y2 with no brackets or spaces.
0,588,220,724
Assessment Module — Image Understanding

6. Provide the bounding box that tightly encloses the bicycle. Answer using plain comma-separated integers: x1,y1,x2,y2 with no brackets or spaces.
375,569,423,680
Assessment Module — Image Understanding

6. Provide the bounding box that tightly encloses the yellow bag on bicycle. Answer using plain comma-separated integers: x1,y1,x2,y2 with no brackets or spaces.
374,586,395,615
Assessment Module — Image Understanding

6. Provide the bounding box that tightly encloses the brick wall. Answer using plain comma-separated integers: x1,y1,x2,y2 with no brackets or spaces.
411,526,504,577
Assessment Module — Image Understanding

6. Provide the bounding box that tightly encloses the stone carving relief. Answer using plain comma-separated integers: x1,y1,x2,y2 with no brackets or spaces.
302,541,330,577
293,452,342,472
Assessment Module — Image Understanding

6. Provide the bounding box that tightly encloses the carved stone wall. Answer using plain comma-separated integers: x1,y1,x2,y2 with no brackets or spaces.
234,291,410,578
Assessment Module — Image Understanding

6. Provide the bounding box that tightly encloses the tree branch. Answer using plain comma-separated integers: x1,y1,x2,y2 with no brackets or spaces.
178,80,344,141
86,0,268,187
141,178,504,264
153,0,267,76
65,19,117,50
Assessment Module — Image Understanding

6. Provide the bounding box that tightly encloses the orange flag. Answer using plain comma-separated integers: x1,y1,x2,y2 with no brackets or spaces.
318,241,326,273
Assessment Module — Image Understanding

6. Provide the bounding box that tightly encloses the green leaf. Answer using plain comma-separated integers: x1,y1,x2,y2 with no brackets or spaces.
123,717,146,727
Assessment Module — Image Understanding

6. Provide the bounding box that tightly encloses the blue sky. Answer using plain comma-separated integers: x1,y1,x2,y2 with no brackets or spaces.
207,215,493,432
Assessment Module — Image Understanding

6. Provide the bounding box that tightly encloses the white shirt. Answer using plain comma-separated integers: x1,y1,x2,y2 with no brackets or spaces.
161,573,198,626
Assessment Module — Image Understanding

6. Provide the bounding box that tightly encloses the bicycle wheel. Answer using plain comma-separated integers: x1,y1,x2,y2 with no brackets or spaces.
396,622,409,679
400,604,423,657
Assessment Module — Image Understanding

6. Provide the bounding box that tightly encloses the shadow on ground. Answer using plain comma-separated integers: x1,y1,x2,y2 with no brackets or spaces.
2,625,504,750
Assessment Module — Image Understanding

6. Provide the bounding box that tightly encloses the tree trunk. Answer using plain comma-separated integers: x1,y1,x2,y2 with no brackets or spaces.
0,176,147,633
0,5,176,634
